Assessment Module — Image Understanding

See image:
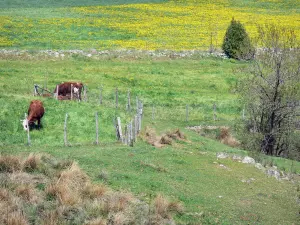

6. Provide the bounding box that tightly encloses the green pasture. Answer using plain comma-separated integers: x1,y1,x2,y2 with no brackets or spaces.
0,55,244,146
2,134,299,224
0,55,300,224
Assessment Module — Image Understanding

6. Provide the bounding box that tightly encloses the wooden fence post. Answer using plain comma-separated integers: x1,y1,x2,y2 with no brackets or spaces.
124,125,128,145
186,104,189,122
114,117,117,140
33,84,38,96
56,85,59,100
242,105,245,120
116,88,118,109
138,113,142,132
64,113,68,146
138,101,143,118
95,112,99,145
71,84,73,100
136,96,139,114
127,123,131,146
25,113,30,146
213,103,217,121
99,86,103,105
134,115,138,141
127,90,131,111
129,120,133,146
116,117,122,141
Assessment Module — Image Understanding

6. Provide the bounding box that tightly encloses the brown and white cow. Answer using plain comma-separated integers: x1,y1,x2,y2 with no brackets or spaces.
54,82,84,100
22,100,45,131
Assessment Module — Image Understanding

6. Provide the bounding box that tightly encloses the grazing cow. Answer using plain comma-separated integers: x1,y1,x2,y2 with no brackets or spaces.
21,100,45,131
54,82,84,100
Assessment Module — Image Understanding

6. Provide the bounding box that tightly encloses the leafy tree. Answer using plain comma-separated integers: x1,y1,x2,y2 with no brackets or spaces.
222,18,254,60
239,24,300,159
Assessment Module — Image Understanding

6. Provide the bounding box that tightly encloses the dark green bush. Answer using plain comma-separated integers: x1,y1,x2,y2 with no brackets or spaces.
222,18,254,60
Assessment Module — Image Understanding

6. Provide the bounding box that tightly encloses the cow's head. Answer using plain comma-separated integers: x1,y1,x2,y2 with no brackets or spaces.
73,87,79,94
21,119,29,131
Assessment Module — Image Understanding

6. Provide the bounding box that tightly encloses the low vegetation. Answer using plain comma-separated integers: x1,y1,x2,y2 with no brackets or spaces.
0,153,182,225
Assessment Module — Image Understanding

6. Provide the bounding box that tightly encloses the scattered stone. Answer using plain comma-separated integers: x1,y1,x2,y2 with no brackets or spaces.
90,49,97,54
218,164,230,170
266,169,281,180
216,152,229,159
232,155,243,162
242,156,255,164
242,178,255,184
198,151,207,155
0,49,228,60
255,163,265,170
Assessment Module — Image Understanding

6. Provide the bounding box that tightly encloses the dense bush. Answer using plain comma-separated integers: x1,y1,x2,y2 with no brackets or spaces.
222,18,254,60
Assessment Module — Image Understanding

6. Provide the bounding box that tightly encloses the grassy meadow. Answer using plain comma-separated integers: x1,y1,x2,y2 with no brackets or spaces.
0,54,243,146
1,53,300,224
1,0,300,224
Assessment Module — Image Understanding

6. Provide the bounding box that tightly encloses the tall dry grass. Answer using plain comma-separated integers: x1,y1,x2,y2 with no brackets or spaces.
218,127,240,148
0,153,183,225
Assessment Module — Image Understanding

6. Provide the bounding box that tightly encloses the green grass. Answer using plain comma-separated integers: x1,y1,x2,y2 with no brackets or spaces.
0,56,243,146
0,54,299,224
2,137,299,224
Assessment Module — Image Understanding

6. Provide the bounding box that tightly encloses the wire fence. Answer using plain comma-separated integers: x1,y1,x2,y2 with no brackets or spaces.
12,84,244,147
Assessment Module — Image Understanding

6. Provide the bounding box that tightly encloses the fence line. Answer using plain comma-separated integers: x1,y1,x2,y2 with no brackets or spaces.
25,113,31,146
24,84,248,146
64,113,68,146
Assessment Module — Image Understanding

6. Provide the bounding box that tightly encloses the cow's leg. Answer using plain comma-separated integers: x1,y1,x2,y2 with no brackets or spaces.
37,119,41,129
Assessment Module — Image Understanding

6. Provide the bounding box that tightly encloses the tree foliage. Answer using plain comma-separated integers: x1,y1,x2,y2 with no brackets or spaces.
222,18,254,60
239,24,300,159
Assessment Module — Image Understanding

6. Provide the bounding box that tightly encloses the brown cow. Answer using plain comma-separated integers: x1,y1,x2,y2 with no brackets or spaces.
54,82,84,100
22,100,45,131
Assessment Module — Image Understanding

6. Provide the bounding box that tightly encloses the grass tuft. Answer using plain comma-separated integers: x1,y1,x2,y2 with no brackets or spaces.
6,211,29,225
22,153,42,172
0,155,22,173
218,127,240,147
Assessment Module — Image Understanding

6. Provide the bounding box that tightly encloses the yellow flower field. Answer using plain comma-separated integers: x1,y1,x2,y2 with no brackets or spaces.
0,0,299,49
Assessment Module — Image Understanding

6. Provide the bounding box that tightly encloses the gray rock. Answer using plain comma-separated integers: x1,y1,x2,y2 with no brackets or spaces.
232,155,243,161
216,152,229,159
241,178,255,184
255,163,265,170
242,156,256,164
266,169,281,180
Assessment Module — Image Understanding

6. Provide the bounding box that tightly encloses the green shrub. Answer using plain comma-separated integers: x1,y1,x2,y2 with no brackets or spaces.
222,18,254,60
